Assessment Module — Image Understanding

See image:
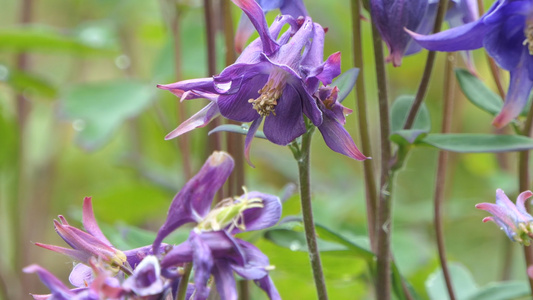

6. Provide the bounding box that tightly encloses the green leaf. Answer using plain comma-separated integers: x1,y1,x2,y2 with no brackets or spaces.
455,68,503,116
332,68,359,103
390,95,431,144
425,263,478,300
1,67,58,99
0,25,118,56
466,281,530,300
208,124,267,139
422,134,533,153
61,80,155,150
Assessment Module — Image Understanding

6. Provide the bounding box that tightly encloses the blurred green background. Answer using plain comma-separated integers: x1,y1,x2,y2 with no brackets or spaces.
0,0,528,299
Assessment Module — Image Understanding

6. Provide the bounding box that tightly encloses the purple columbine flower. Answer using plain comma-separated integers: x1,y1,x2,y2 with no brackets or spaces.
158,0,354,164
153,151,282,300
370,0,429,67
409,0,533,128
35,197,166,289
235,0,308,53
476,189,533,245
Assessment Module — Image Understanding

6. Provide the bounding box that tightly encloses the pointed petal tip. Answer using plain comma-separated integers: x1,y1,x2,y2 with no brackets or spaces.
482,216,494,223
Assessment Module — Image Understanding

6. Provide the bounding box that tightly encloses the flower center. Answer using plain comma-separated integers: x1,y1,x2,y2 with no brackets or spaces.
249,70,288,117
523,18,533,55
196,188,264,232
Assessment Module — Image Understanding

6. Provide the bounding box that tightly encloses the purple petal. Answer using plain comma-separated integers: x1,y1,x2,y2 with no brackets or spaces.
301,22,325,70
212,261,238,300
153,152,234,254
516,190,533,215
190,232,214,300
492,61,533,128
124,244,163,268
24,265,76,300
230,191,281,234
483,15,526,71
157,78,216,100
166,102,220,140
313,52,342,87
254,276,281,300
273,17,314,69
217,75,267,122
35,243,92,263
263,85,306,145
82,197,112,247
279,0,308,18
317,111,369,161
231,240,270,280
231,0,279,56
244,117,263,168
69,263,93,288
408,18,490,51
123,256,164,296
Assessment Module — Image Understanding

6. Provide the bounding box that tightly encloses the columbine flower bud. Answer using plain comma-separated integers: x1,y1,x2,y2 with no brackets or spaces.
476,189,533,245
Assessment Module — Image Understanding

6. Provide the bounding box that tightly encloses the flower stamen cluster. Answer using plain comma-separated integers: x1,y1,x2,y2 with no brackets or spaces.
523,18,533,55
248,71,288,117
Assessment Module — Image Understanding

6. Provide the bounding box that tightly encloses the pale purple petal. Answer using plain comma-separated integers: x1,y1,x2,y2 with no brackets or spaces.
157,78,217,100
69,263,93,288
123,256,164,296
212,261,238,300
124,244,163,268
231,0,279,56
272,17,313,69
492,61,533,128
515,190,533,221
82,197,112,247
191,232,214,300
318,112,369,161
166,102,220,140
230,191,281,234
153,152,234,254
301,22,325,71
279,0,308,18
255,276,281,300
231,240,270,280
263,85,306,145
24,265,76,300
408,18,490,51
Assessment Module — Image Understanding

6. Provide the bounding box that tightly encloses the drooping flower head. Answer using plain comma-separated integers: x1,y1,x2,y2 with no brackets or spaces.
409,0,533,128
159,0,367,164
476,189,533,245
153,151,282,300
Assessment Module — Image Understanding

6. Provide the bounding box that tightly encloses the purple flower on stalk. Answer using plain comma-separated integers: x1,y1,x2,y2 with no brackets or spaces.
158,0,364,164
235,0,308,52
409,0,533,128
476,189,533,245
153,151,282,300
370,0,429,66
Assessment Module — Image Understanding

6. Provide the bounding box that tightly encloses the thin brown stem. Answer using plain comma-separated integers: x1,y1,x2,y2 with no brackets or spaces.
203,0,222,154
170,3,193,180
520,99,533,294
369,16,392,300
403,0,448,130
351,0,378,252
434,52,457,300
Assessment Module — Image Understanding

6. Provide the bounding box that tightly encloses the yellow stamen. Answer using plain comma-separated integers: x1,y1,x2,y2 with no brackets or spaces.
249,70,288,117
523,20,533,55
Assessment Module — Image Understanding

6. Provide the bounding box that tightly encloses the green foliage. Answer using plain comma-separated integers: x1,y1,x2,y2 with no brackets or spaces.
60,80,155,150
390,95,431,144
332,68,359,103
455,68,503,116
421,134,533,153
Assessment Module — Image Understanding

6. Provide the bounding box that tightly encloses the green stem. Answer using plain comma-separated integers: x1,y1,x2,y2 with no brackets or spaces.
520,102,533,294
350,0,378,252
403,0,448,130
292,125,329,300
176,263,193,300
433,52,456,300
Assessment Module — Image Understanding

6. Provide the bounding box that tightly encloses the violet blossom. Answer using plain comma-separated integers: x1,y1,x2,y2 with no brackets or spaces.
476,189,533,245
153,151,282,300
409,0,533,128
158,0,366,164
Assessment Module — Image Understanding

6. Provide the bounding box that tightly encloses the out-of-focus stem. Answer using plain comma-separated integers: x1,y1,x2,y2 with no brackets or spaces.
176,263,192,300
350,0,378,252
434,52,457,300
520,101,533,294
170,2,193,180
369,16,392,300
203,0,222,154
294,126,329,300
403,0,448,130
